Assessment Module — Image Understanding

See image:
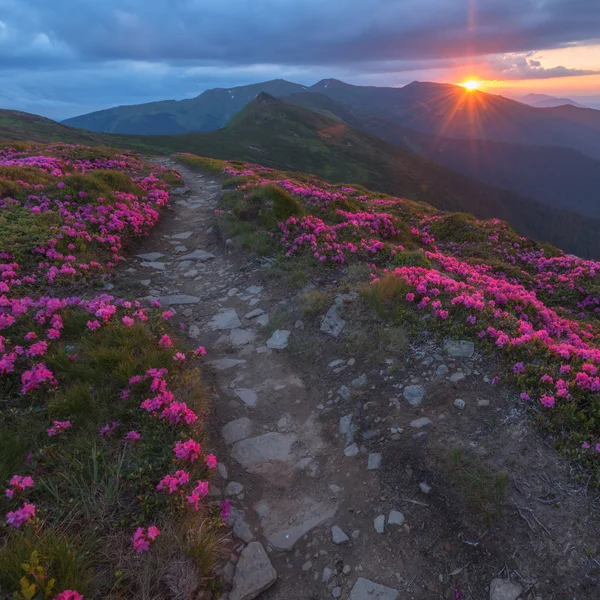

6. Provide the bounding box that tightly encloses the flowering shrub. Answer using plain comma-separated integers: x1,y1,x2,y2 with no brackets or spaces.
0,143,225,597
178,153,600,482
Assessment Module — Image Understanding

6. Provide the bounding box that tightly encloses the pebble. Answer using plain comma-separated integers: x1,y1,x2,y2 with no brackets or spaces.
420,482,432,494
332,587,342,598
410,417,432,429
344,443,359,457
367,453,382,470
374,515,385,534
454,398,466,410
331,525,350,545
388,510,405,526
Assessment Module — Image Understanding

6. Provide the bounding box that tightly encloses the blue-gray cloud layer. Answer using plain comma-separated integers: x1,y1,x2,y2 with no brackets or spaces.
1,0,599,118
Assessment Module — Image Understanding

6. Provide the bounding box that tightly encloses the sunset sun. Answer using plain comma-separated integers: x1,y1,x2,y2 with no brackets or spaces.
459,79,482,91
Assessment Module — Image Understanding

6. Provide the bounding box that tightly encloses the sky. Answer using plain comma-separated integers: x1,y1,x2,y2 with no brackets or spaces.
1,0,600,120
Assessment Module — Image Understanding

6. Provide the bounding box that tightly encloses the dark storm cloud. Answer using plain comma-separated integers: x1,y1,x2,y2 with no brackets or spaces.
1,0,599,118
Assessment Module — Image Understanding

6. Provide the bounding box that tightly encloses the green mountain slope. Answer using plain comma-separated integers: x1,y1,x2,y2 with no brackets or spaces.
62,79,308,134
139,93,600,258
285,92,600,218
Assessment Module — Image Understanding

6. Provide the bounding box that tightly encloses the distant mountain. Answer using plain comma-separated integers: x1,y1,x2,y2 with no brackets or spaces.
62,79,308,134
518,93,585,108
131,93,600,258
309,79,600,160
285,92,600,218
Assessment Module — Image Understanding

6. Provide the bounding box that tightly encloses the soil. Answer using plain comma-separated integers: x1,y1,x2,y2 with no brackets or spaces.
111,159,600,600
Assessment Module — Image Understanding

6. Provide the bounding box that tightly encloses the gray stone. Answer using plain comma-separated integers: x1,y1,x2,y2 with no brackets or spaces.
217,463,228,480
388,510,405,526
322,568,334,584
158,294,200,305
245,308,265,319
222,417,253,445
367,453,382,470
174,245,187,252
344,443,359,457
478,399,491,407
343,565,352,575
230,329,256,347
209,309,242,330
140,261,166,270
436,364,450,377
302,561,312,572
170,186,190,197
410,417,432,429
266,330,290,350
139,279,152,286
188,324,201,340
137,252,164,261
184,269,199,278
231,433,297,470
404,385,425,407
247,285,263,294
450,372,466,382
328,359,345,368
349,577,399,600
489,579,522,600
338,385,351,401
374,515,385,534
454,398,466,410
351,373,368,388
339,414,353,435
229,542,277,600
444,339,475,358
171,231,193,240
210,358,247,371
320,305,345,338
179,249,216,261
331,525,350,545
230,508,254,543
226,481,245,496
256,314,269,327
419,482,432,494
234,388,258,407
332,588,342,598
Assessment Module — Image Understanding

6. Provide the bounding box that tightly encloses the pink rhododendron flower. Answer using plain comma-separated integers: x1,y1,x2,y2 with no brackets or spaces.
132,526,160,552
220,499,231,522
122,316,134,327
124,430,141,442
156,470,189,494
174,439,201,462
158,334,172,348
162,310,174,320
193,346,207,357
87,320,101,331
6,502,36,527
5,475,34,498
52,591,84,600
46,420,72,436
173,352,186,361
205,454,217,469
99,421,119,438
540,394,555,408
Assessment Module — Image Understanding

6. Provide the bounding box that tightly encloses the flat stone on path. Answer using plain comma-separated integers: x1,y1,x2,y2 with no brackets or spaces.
320,305,345,338
158,294,200,305
225,481,244,496
209,309,242,330
234,388,258,407
231,433,297,470
344,443,359,457
404,385,425,407
230,329,256,346
230,507,254,543
171,231,193,239
179,249,216,261
245,308,265,319
229,542,277,600
222,417,253,445
246,285,263,294
136,252,164,261
374,515,385,534
256,314,269,327
489,579,522,600
140,261,166,270
410,417,433,429
367,453,382,470
388,510,405,526
444,339,475,358
331,525,350,545
266,330,290,350
349,577,399,600
209,358,247,371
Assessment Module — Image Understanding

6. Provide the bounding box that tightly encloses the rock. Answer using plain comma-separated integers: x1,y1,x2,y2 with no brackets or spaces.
157,294,200,305
256,314,269,327
351,374,368,388
139,279,152,286
171,231,193,240
140,261,166,270
367,453,382,470
444,339,475,358
388,510,405,526
222,417,253,445
403,385,425,407
339,414,353,435
228,288,239,297
450,372,466,382
410,417,432,429
374,515,385,534
331,526,350,545
489,579,522,600
226,481,244,496
302,560,312,571
436,364,450,376
234,388,258,407
230,508,254,543
230,329,256,347
174,245,187,252
137,252,164,261
247,285,263,294
209,358,247,371
478,399,491,407
329,359,345,368
209,309,242,330
179,249,216,261
332,588,342,598
320,305,346,339
184,269,199,278
454,398,466,410
338,385,351,401
344,443,359,457
419,482,432,494
231,433,297,470
217,463,228,480
322,568,334,583
188,324,201,340
342,565,352,575
170,186,191,197
229,542,277,600
266,330,290,350
349,577,399,600
245,308,265,319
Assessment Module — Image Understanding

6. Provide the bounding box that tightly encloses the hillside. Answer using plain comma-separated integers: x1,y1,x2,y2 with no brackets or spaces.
130,93,600,258
518,93,585,108
62,79,308,134
286,92,600,218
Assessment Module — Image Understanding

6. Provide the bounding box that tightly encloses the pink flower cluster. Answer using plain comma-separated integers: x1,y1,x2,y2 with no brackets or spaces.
132,525,160,552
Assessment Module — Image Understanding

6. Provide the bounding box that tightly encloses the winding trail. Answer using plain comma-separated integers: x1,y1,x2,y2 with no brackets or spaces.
113,159,600,600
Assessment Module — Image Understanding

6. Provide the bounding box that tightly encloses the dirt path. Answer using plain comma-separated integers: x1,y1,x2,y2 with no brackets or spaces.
114,160,600,600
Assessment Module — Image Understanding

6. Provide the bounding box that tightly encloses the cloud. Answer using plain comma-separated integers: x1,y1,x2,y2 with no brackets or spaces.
0,0,599,118
492,54,600,79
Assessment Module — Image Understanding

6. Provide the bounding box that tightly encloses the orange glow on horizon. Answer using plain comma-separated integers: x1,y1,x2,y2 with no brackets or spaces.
459,79,483,91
